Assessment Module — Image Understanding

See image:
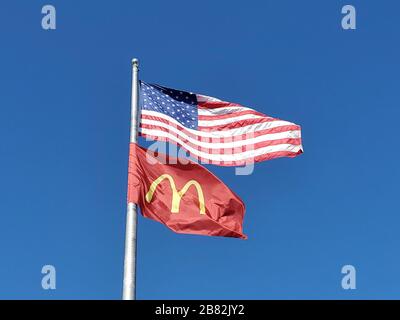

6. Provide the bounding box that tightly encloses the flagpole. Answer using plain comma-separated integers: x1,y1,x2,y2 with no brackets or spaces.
123,58,139,300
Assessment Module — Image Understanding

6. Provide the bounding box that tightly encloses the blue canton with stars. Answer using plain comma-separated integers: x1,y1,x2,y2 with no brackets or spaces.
139,81,198,129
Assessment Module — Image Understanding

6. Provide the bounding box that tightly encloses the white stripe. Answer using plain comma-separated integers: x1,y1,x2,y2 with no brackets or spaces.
198,114,264,127
140,125,301,149
198,105,252,116
196,94,221,103
140,128,302,162
141,110,295,138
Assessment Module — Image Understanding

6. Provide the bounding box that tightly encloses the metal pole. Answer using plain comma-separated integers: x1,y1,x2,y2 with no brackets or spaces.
123,58,139,300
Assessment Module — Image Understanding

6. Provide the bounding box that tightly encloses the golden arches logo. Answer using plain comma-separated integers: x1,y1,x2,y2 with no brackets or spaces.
145,174,206,215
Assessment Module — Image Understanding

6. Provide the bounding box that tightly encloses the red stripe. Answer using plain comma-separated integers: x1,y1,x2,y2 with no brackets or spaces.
140,132,302,166
140,114,300,142
198,117,297,132
198,109,268,121
193,149,303,166
198,101,241,109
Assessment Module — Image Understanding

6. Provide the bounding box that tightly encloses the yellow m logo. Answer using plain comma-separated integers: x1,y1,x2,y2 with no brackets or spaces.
145,174,206,215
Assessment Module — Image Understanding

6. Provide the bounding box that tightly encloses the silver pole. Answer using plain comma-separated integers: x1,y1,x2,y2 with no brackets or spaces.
123,58,139,300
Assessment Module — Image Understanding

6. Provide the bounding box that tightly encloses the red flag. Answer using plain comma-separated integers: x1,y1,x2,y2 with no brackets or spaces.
127,143,246,239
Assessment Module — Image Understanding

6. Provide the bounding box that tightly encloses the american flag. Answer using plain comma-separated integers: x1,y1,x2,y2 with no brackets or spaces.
139,82,303,166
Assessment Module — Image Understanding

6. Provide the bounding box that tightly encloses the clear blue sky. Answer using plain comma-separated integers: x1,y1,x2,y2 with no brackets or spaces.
1,0,399,299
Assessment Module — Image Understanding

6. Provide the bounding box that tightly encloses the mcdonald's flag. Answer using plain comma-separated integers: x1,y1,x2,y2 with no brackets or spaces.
127,143,247,239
